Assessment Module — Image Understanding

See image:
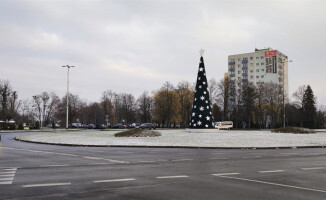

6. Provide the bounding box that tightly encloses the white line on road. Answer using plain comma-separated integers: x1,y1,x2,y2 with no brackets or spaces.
22,183,71,188
0,174,15,177
1,168,17,171
0,177,14,181
93,178,135,183
136,161,156,163
209,158,229,160
156,175,189,179
41,165,69,167
172,159,194,162
0,171,16,174
0,181,12,184
212,173,241,176
301,167,325,170
280,153,298,155
218,176,326,193
259,170,285,173
242,156,262,159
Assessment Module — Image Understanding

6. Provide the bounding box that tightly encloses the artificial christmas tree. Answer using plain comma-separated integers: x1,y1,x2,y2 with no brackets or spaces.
189,49,214,129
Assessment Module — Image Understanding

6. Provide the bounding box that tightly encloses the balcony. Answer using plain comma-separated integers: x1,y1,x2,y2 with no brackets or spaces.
242,66,248,70
229,79,235,83
279,78,284,82
229,74,235,77
242,60,248,64
278,65,283,69
230,85,235,89
230,97,236,102
242,72,248,76
229,67,235,71
278,71,283,75
242,79,248,82
229,61,235,65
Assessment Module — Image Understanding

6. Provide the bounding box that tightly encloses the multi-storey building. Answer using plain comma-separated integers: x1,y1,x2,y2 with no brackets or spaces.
227,47,289,108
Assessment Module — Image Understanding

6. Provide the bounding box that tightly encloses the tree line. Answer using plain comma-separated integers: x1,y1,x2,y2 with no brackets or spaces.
0,78,325,129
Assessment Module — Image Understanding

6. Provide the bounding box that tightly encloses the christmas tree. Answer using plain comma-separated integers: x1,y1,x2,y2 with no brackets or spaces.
189,49,214,129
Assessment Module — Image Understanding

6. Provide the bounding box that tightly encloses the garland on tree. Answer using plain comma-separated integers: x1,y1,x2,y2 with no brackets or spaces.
189,50,214,129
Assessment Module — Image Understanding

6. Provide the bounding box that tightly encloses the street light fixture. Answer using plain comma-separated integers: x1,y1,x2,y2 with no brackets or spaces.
62,65,75,129
280,60,292,127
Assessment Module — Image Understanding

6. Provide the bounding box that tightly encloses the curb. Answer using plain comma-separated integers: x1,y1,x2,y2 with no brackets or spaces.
14,137,326,150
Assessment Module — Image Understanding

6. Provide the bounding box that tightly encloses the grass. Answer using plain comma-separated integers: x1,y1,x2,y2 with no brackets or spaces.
114,128,161,137
272,126,316,134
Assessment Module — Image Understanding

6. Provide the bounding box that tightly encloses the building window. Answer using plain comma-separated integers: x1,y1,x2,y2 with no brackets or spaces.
261,63,264,65
261,75,264,78
261,56,264,59
256,57,259,59
238,70,241,74
261,69,265,72
238,64,241,68
250,57,253,60
250,70,253,73
256,76,259,78
256,63,259,66
250,76,253,79
256,69,259,72
238,58,241,61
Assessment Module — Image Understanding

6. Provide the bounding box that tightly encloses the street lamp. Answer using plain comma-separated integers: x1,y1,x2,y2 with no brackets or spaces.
62,65,75,129
280,60,292,127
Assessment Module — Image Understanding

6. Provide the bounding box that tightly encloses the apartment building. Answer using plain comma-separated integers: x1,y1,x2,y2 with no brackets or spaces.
227,48,289,108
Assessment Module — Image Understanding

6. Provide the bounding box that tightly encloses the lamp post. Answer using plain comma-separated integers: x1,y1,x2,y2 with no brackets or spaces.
280,60,292,127
62,65,75,129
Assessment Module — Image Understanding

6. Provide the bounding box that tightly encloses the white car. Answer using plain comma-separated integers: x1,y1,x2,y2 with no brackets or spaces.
214,121,233,130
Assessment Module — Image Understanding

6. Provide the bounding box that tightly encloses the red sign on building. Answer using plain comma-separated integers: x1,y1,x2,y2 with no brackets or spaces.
265,50,277,57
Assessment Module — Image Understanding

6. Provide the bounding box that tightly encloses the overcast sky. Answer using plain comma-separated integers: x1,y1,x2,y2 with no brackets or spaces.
1,0,326,106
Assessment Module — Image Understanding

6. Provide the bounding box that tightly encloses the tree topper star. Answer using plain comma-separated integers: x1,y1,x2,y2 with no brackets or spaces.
199,48,205,56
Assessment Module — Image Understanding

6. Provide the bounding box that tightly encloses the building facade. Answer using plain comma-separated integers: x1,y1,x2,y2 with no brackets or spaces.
227,48,289,108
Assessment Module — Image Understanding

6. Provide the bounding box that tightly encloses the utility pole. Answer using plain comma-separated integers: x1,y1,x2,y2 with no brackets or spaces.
62,65,75,129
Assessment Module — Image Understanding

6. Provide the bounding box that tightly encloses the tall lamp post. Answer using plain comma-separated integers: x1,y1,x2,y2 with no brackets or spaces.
62,65,75,129
280,60,292,127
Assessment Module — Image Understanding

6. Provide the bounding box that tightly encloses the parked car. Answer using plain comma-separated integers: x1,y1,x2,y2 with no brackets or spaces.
96,124,106,129
139,123,156,130
87,124,96,129
71,123,82,128
112,124,126,129
214,121,233,130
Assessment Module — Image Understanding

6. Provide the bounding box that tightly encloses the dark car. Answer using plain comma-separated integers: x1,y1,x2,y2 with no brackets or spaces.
87,124,96,129
139,123,156,130
112,124,126,129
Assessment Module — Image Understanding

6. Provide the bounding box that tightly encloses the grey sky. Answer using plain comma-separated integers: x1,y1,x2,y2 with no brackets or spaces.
1,0,325,106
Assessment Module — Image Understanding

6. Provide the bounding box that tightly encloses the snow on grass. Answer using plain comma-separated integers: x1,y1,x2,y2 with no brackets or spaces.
16,129,326,148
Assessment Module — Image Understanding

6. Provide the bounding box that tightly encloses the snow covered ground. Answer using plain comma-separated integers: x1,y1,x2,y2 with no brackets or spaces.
15,129,326,148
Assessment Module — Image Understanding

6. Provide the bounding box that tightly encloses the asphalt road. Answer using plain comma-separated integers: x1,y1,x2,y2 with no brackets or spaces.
1,131,326,200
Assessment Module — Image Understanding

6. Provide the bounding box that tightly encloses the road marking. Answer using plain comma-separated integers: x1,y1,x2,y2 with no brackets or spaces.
301,167,325,170
209,158,229,160
0,181,12,184
179,153,194,155
41,164,69,167
88,163,110,165
280,153,298,155
0,168,17,185
0,177,14,181
242,156,262,159
156,175,189,179
2,147,127,163
172,159,193,162
259,170,285,173
304,153,321,156
136,161,156,163
0,171,16,174
218,176,326,193
23,183,71,188
212,173,241,176
93,178,135,183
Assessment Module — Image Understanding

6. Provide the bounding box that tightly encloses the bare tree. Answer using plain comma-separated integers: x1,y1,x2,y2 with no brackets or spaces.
136,91,153,123
0,80,12,120
32,92,59,127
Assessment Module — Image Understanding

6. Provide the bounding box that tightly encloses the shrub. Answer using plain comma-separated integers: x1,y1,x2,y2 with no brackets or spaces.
34,121,40,130
272,126,315,134
18,123,24,130
115,128,161,137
